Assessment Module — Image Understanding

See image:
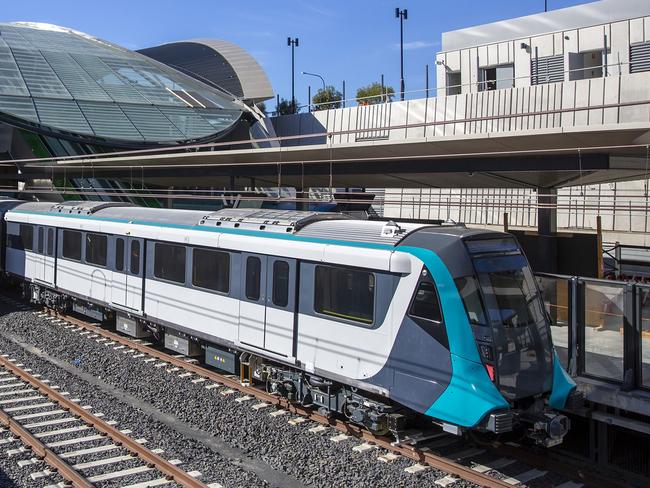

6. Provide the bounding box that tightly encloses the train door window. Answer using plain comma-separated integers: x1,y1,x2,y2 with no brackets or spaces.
47,229,54,256
154,242,185,284
62,230,82,261
86,233,107,266
409,281,442,323
314,265,375,325
245,256,261,300
115,238,125,272
37,227,44,254
272,260,289,307
192,248,230,293
20,224,33,251
130,240,140,275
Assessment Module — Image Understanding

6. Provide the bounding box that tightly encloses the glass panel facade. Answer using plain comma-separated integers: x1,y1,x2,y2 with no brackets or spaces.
537,275,571,369
0,23,242,144
640,285,650,389
584,282,625,381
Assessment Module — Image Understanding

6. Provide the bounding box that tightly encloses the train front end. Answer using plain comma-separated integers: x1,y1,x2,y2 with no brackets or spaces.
399,228,579,447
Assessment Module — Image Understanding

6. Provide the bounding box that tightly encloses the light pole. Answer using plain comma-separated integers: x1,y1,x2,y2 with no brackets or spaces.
395,8,408,101
302,71,325,90
287,37,299,113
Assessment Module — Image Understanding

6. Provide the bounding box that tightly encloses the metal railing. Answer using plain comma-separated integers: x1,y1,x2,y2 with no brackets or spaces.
536,273,650,391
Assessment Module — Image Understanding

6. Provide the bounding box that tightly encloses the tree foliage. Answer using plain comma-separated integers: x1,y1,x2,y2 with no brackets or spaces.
356,82,395,105
277,98,298,115
312,85,343,111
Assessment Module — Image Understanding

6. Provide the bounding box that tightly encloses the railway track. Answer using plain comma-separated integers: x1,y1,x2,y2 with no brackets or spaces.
9,304,624,488
0,338,210,487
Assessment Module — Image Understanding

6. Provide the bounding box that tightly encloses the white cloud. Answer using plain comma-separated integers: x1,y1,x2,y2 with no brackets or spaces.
395,40,438,51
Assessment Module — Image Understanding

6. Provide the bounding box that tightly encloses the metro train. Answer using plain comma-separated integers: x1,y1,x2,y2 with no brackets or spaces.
0,200,578,446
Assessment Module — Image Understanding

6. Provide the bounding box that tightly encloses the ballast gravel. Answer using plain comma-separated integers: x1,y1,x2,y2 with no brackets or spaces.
0,300,483,488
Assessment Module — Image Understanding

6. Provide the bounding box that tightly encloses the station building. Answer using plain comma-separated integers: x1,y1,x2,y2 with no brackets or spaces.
0,22,273,199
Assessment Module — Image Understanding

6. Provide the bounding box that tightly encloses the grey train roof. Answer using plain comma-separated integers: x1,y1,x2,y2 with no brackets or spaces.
0,23,244,146
9,202,502,248
138,39,274,104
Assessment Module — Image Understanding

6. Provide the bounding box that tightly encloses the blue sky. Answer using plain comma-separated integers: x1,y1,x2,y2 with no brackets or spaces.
4,0,592,107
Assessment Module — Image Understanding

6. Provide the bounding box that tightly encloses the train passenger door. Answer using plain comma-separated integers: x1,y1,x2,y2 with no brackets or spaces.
264,257,296,358
112,237,143,312
33,227,55,286
44,228,55,284
34,226,45,283
239,254,267,349
239,254,296,358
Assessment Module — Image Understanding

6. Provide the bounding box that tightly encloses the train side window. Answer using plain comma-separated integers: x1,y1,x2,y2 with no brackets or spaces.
86,233,107,266
62,230,82,261
20,224,33,251
37,227,44,254
130,241,140,275
115,238,125,272
47,229,54,256
154,242,185,284
245,256,261,300
314,265,375,325
192,248,230,293
272,260,289,307
409,282,442,322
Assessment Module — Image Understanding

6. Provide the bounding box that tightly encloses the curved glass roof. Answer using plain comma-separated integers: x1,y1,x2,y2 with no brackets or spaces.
0,23,244,145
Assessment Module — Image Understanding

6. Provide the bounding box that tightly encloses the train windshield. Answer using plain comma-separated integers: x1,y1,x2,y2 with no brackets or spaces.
460,240,554,400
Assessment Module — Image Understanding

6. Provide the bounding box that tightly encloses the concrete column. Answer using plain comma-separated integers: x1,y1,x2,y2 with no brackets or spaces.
537,187,557,235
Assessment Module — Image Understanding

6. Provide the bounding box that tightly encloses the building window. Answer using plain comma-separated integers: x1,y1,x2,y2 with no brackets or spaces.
272,260,290,307
115,238,125,272
409,282,442,322
85,233,107,266
154,242,186,284
47,228,54,256
446,71,461,95
314,265,375,325
531,54,564,85
20,224,33,251
130,240,140,275
245,256,262,301
569,50,603,80
479,64,514,91
192,248,230,293
62,230,82,261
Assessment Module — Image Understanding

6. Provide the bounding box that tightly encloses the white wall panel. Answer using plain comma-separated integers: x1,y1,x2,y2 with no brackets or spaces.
579,25,605,52
487,43,498,66
531,34,555,57
610,21,630,75
446,50,461,71
478,45,489,67
630,17,645,44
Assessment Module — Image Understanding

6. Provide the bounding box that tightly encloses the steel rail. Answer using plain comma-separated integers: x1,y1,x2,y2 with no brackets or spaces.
42,308,622,488
0,352,208,488
0,405,92,488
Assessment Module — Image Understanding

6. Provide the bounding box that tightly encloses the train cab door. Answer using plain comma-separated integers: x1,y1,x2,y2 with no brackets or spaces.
239,253,267,349
112,237,143,312
239,254,296,358
263,257,296,358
